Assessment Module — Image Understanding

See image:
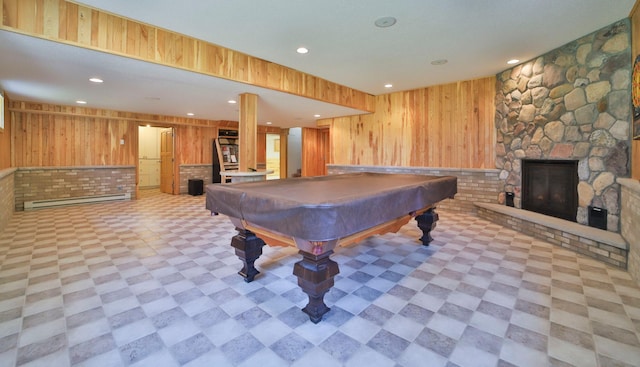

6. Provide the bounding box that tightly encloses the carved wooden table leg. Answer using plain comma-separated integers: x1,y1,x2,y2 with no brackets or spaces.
415,207,439,245
293,249,339,323
230,228,265,282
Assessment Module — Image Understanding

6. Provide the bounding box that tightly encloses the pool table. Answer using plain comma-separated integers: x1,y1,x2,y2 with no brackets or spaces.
206,172,457,323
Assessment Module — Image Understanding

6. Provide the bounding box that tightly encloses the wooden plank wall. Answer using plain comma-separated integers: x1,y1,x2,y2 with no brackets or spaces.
325,77,496,169
174,125,218,165
631,2,640,180
9,101,238,167
0,93,10,169
0,0,375,113
301,127,329,176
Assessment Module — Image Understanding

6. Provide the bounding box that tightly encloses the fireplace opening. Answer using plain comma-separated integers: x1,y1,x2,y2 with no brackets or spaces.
521,159,578,222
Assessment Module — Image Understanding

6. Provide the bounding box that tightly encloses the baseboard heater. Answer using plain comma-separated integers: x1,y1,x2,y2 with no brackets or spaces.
24,193,131,210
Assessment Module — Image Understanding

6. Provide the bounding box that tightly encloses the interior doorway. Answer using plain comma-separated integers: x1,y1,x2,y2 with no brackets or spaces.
266,133,280,179
138,126,174,193
160,128,175,194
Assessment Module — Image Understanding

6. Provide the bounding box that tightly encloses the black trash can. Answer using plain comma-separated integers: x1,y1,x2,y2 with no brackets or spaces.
188,179,204,196
505,192,514,207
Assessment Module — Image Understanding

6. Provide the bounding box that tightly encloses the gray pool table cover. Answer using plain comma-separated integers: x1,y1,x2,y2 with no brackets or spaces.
206,172,457,242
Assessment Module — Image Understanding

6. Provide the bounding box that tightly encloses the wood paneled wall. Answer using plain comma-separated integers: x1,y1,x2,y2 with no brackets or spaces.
9,101,237,167
11,104,138,167
631,1,640,180
302,127,329,176
0,92,10,169
323,77,496,169
0,0,375,113
174,125,218,165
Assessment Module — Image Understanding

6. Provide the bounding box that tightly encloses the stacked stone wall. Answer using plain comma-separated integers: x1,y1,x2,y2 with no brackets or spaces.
495,19,631,232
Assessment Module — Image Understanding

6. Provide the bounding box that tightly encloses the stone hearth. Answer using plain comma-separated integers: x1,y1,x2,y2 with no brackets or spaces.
495,19,631,232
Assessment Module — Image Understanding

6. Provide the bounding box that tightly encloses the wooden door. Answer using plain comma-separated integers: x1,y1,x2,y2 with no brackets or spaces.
301,127,330,176
160,129,174,194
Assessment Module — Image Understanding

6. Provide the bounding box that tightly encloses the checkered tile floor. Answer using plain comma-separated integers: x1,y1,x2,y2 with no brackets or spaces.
1,189,639,367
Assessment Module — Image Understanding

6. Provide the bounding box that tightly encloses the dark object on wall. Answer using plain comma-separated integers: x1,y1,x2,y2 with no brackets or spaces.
505,192,514,207
219,129,238,137
188,179,204,196
632,54,640,139
588,206,607,230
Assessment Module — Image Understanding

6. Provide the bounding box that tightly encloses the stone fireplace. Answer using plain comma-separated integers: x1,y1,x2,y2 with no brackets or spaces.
495,19,631,233
521,159,578,221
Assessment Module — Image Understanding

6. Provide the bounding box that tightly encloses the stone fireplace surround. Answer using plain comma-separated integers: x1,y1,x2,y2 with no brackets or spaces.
495,19,631,233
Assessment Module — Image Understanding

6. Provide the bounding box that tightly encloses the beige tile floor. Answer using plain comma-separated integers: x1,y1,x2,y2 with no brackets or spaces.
0,189,639,367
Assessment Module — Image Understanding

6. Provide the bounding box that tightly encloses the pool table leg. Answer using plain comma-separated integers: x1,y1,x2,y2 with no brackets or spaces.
293,250,340,323
415,207,439,245
231,229,265,282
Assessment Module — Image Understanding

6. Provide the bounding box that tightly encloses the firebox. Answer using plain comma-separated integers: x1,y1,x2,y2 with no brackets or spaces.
521,159,578,222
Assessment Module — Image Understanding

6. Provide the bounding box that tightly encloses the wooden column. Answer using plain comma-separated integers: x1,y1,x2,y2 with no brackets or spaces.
238,93,258,171
280,128,289,178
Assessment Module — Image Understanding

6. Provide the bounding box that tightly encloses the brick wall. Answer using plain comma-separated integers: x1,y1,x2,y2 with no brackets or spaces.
477,204,627,269
620,179,640,282
0,169,16,233
14,166,136,211
179,164,212,194
326,165,501,213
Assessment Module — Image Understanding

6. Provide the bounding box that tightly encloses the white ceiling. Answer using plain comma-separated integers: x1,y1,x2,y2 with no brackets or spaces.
0,0,636,128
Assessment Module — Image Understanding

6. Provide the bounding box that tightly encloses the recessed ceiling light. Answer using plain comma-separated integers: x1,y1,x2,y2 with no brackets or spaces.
228,100,237,104
89,77,103,83
314,114,321,118
76,100,87,104
266,121,272,125
374,17,397,28
384,84,393,88
187,113,194,116
430,59,448,66
296,47,309,54
507,59,520,65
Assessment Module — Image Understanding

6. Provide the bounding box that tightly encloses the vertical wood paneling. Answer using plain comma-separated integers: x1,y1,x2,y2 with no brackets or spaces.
238,93,258,171
257,132,266,166
76,4,92,45
174,125,218,165
326,77,495,169
9,101,238,167
279,128,288,178
301,127,330,176
301,128,319,176
0,0,375,112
